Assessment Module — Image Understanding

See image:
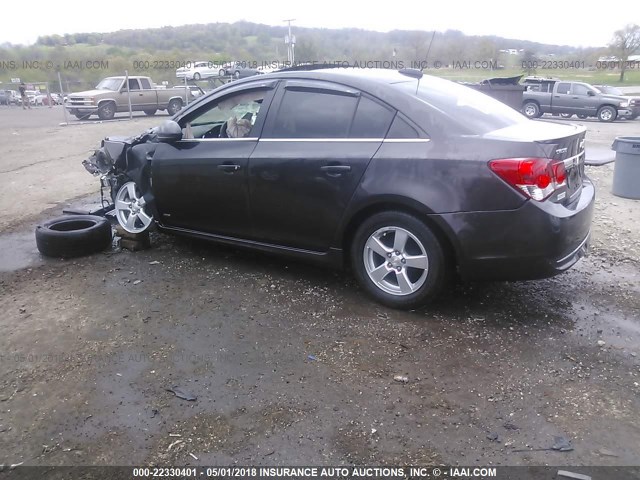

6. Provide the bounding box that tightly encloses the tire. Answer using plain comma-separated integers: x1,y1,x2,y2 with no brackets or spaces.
560,113,573,119
628,114,638,120
597,105,616,122
74,113,91,120
577,114,588,119
219,69,226,77
35,215,112,258
167,98,182,116
97,101,115,120
234,71,241,79
193,72,201,81
350,211,447,309
522,101,541,118
144,109,157,116
114,181,154,234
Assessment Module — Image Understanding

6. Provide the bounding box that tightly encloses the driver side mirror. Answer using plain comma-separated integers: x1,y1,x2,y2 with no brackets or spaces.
587,90,595,96
156,120,183,143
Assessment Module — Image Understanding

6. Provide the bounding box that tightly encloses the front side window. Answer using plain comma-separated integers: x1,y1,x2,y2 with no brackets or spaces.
139,78,151,89
128,79,140,91
572,84,590,96
183,89,267,139
556,83,571,95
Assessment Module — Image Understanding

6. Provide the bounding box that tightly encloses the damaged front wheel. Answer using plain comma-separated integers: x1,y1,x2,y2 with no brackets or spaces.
115,182,154,234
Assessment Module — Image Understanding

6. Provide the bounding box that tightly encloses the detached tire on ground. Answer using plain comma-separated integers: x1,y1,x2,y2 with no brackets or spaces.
35,215,112,258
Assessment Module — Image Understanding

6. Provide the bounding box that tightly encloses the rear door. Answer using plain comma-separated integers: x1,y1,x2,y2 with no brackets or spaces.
552,82,576,114
248,80,395,251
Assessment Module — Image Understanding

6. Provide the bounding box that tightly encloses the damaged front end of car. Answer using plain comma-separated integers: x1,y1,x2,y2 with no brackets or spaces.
81,120,183,233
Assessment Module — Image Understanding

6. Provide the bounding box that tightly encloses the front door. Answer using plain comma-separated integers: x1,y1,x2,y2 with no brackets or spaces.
151,87,273,238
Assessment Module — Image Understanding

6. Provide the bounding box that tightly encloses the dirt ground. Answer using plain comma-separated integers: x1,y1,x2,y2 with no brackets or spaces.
0,104,639,471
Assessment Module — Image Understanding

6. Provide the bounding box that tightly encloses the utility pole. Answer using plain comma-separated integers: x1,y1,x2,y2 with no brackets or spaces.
284,19,296,65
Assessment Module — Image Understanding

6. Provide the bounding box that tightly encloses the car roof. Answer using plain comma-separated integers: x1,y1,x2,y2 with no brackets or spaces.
183,68,530,136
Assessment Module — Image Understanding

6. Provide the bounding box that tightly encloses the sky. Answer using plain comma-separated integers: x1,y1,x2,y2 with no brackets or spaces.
1,0,639,48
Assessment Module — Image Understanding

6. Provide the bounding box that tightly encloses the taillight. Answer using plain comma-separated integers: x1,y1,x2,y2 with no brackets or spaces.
489,157,566,201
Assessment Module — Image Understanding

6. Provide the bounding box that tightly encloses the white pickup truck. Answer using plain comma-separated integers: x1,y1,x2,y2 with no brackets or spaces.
66,76,193,120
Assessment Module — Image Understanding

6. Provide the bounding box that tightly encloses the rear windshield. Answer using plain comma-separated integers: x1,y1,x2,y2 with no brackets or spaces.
392,77,528,135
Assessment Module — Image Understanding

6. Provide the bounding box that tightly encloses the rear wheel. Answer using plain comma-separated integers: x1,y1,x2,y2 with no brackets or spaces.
597,106,617,122
577,114,588,119
193,72,201,81
351,211,446,309
560,113,573,118
522,101,541,118
167,98,182,116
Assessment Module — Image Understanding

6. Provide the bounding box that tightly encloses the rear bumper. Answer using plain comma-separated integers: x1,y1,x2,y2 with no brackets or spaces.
438,180,595,281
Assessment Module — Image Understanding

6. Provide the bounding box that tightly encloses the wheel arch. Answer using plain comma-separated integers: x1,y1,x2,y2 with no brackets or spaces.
339,197,460,270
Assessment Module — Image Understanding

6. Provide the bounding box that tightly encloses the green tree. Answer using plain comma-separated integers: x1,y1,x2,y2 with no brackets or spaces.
609,24,640,82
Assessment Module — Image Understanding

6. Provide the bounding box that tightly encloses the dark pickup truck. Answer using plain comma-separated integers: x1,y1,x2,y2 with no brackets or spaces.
521,77,632,122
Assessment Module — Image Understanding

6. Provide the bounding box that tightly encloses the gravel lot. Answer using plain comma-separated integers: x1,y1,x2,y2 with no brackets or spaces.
0,104,639,471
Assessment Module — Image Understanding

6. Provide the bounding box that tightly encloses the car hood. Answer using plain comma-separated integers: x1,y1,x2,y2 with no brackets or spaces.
600,94,629,103
483,119,586,142
70,89,114,97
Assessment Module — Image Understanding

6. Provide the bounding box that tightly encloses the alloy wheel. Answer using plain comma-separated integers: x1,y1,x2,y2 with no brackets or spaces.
363,226,429,296
114,182,153,234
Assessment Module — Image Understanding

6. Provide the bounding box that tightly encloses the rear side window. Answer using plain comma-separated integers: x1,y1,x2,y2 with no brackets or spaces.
270,89,358,138
350,96,394,138
386,115,419,139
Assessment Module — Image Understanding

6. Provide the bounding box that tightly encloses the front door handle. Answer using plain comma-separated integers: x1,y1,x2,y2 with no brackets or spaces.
321,165,351,175
217,164,241,172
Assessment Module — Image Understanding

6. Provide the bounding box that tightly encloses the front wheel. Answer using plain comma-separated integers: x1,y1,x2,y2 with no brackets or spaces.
597,106,617,122
114,182,154,234
351,211,447,309
97,102,115,120
560,113,573,119
522,101,541,118
577,114,588,119
144,109,157,116
193,72,201,81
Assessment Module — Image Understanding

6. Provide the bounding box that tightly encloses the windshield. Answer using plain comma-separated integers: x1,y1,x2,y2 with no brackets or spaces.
392,76,528,135
595,86,623,95
96,78,122,91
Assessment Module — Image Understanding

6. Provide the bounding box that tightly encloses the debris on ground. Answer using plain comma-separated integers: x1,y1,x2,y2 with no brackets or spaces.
166,386,197,401
557,470,591,480
486,432,501,442
552,436,574,452
513,435,573,453
307,355,317,361
393,375,409,383
594,448,619,457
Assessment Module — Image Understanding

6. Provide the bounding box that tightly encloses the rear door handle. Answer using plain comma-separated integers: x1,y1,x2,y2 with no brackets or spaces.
321,165,351,174
217,164,241,172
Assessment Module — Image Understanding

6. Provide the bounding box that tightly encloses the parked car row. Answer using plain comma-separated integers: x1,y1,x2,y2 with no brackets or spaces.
0,90,65,106
176,61,263,80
